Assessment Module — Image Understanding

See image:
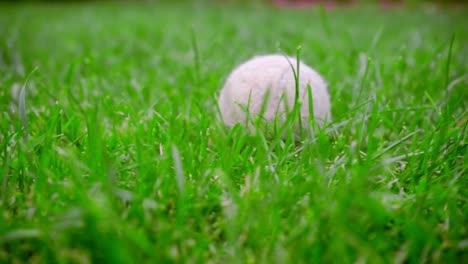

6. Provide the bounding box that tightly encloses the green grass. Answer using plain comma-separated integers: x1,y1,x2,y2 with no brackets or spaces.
1,2,467,263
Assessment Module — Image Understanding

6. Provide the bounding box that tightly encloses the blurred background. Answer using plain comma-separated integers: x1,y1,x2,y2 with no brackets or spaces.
1,0,467,4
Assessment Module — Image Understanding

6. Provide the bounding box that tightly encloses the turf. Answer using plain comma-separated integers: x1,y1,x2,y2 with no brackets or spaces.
0,1,467,263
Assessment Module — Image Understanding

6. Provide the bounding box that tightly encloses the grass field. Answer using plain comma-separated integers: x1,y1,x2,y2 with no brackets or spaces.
0,1,467,263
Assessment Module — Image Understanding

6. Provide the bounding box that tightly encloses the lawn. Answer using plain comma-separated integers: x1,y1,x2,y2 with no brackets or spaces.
0,1,467,263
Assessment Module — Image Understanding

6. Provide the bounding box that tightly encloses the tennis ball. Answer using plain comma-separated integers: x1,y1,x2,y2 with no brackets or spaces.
218,54,331,130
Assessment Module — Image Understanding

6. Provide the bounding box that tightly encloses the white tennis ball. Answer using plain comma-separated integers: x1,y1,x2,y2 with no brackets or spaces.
218,54,331,130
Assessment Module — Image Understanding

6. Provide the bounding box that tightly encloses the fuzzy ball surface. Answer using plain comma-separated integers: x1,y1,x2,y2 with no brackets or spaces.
218,54,331,129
